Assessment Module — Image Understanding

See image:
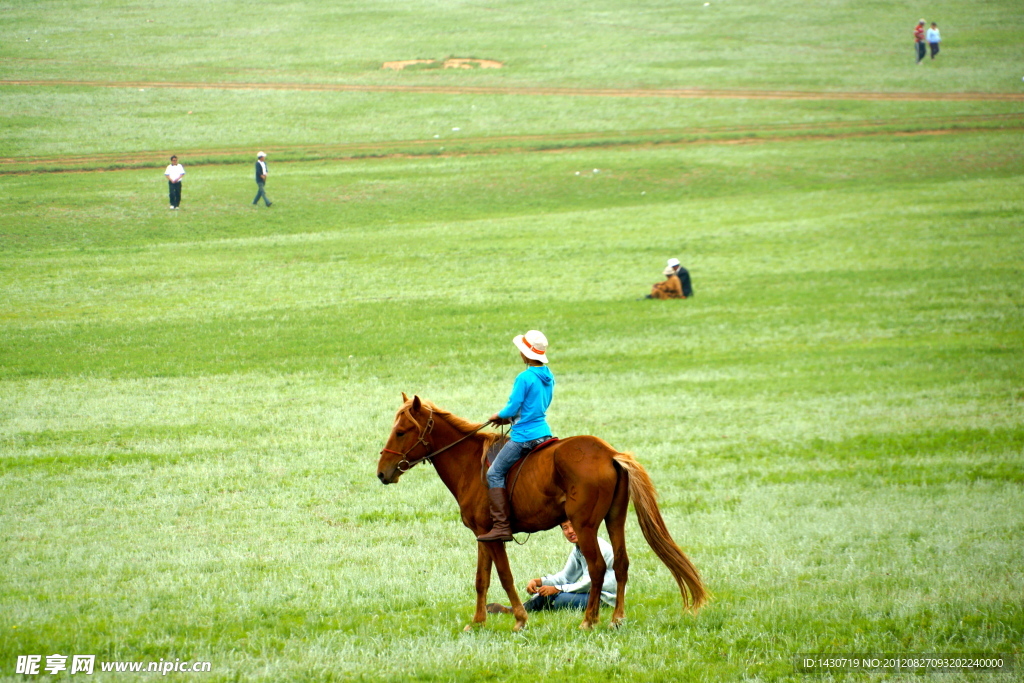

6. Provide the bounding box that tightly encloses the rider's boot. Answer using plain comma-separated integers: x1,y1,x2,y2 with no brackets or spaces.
476,487,513,542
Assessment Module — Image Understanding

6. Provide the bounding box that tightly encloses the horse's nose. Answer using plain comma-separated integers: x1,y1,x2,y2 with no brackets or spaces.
378,472,388,485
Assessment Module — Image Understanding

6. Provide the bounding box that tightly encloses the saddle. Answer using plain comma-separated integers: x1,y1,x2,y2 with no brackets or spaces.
481,436,560,490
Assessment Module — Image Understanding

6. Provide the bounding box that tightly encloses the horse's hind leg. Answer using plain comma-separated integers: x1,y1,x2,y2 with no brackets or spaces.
573,527,607,630
466,543,494,631
605,468,631,628
487,542,528,631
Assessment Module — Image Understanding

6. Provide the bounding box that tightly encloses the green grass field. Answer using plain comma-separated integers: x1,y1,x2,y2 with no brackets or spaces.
2,1,1023,681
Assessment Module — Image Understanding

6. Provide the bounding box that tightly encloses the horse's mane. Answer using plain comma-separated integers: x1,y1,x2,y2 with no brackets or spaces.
402,397,498,443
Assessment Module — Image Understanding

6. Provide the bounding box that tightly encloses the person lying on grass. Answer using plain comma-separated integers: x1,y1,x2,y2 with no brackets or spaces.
487,521,617,613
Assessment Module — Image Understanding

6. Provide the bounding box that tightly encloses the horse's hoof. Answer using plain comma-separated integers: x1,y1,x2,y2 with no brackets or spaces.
610,619,625,630
512,620,526,632
579,621,594,631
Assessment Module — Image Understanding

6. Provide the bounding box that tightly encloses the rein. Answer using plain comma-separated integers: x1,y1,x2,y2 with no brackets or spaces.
380,408,491,473
382,409,535,546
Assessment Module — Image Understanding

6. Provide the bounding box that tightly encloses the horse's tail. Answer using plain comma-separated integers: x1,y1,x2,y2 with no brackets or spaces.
613,452,708,613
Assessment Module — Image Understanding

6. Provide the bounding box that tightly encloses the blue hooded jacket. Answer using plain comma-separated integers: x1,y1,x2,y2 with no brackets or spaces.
498,365,555,441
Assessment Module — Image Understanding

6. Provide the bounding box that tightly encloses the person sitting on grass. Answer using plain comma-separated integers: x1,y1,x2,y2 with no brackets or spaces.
668,257,694,298
487,520,616,613
647,265,684,300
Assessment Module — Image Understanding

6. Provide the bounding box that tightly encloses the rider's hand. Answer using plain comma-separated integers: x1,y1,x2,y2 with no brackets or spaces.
526,578,542,594
537,585,560,597
489,414,510,426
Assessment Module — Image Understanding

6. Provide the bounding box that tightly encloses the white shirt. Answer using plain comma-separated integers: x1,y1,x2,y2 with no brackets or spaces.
165,163,185,182
257,160,267,177
541,536,617,605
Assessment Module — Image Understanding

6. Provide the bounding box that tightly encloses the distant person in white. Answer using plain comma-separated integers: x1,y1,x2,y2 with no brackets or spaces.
927,22,941,60
253,152,272,207
164,155,184,209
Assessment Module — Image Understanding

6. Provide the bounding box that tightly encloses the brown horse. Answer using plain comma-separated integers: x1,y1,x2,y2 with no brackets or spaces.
376,394,707,631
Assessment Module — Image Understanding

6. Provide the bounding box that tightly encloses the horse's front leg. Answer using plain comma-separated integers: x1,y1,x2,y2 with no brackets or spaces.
465,542,493,631
487,542,528,631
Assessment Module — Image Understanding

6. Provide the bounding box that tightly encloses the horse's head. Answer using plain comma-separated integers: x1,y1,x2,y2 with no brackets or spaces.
377,393,433,485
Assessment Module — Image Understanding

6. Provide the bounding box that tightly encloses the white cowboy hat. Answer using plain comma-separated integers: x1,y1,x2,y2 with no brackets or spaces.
663,266,677,276
257,151,266,158
513,330,548,364
667,257,680,268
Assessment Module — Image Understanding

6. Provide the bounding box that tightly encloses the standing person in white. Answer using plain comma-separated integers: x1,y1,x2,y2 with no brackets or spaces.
253,152,272,207
927,22,941,60
164,155,184,209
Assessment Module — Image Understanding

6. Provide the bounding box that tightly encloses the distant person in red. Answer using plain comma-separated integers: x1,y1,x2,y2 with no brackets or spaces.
914,20,927,64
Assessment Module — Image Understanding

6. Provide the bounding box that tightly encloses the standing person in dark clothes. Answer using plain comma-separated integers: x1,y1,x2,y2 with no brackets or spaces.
253,151,272,207
914,20,927,64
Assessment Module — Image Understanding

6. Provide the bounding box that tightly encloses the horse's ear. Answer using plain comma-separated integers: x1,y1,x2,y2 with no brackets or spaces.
401,392,409,402
412,395,422,412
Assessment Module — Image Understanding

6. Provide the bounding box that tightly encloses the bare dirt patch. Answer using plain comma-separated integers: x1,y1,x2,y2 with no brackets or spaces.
382,58,503,71
381,60,435,71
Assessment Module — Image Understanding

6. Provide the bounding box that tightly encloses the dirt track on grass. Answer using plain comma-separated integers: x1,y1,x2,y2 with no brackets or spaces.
3,114,1023,175
3,78,1024,101
6,120,1023,175
1,79,1022,173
